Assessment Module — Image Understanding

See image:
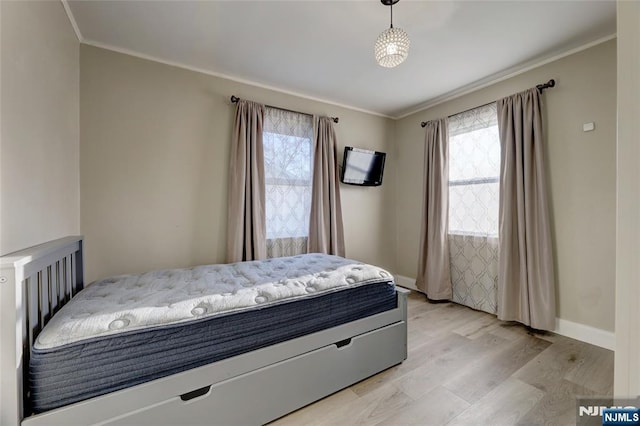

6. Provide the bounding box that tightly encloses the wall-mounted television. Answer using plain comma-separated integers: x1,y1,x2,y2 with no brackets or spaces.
340,146,386,187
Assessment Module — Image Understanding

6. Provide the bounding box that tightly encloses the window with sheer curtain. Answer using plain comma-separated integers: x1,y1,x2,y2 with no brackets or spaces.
263,107,314,258
448,102,500,314
448,103,500,236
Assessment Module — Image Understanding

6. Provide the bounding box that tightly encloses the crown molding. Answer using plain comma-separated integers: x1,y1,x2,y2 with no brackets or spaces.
81,40,393,120
61,0,83,42
394,33,617,119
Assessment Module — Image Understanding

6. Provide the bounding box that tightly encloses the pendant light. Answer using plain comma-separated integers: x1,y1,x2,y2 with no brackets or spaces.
375,0,410,68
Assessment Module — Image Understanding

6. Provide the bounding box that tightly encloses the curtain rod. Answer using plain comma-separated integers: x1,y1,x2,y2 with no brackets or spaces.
420,79,556,128
230,96,339,124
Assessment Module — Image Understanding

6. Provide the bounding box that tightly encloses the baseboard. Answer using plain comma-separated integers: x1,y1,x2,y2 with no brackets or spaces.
394,275,419,292
554,318,615,351
394,273,615,351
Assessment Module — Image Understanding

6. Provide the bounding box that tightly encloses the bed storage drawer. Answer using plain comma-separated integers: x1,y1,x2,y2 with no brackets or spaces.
106,320,407,426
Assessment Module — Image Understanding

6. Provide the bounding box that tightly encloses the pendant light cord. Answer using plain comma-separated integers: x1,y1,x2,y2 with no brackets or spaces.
390,1,394,28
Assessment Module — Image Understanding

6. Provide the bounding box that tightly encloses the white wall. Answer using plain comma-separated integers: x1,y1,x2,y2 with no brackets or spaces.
392,40,617,334
80,45,395,283
0,1,80,255
614,0,640,395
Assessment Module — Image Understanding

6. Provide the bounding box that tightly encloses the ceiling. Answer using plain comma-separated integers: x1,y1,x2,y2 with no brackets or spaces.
66,0,616,118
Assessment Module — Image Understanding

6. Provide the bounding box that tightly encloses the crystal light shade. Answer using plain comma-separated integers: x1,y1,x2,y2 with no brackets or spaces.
375,27,410,68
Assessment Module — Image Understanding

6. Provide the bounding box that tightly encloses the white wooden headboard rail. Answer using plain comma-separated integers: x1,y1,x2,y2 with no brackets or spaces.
0,236,84,426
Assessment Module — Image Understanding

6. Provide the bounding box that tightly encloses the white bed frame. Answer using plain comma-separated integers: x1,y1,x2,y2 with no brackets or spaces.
0,236,408,426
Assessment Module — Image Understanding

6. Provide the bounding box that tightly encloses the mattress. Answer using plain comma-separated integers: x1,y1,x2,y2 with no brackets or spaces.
29,254,396,413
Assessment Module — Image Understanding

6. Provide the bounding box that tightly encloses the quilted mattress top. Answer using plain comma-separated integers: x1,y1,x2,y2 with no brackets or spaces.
35,254,394,349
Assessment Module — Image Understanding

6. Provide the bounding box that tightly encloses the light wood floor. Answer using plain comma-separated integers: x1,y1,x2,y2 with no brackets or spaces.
272,290,614,426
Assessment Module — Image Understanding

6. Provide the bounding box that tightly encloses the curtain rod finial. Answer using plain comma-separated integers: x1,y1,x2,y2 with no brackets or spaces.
230,95,240,103
536,79,556,92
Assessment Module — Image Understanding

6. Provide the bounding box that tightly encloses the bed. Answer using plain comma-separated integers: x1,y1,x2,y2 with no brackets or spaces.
0,236,408,426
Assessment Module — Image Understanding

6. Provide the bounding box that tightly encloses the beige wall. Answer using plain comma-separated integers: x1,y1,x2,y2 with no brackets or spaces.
393,40,617,332
615,0,640,395
80,45,395,283
0,1,80,255
81,41,617,333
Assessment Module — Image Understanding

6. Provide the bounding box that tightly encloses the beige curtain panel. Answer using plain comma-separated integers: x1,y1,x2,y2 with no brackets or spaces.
416,118,452,300
226,100,267,263
496,88,556,331
308,116,345,256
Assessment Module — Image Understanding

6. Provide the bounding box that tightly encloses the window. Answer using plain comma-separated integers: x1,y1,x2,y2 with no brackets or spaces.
448,103,500,237
263,107,314,254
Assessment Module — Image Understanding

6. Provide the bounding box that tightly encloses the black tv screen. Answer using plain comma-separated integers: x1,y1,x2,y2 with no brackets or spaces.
340,147,386,186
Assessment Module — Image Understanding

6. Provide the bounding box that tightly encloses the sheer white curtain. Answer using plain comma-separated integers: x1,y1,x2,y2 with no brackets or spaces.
263,107,314,258
448,103,500,314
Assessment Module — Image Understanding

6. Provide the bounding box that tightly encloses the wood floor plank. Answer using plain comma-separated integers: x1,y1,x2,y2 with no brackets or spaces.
516,379,597,426
396,333,510,400
409,303,488,340
351,332,471,397
451,311,497,339
446,378,545,426
443,334,551,404
313,383,415,425
562,342,614,395
488,321,534,341
406,292,446,315
373,386,470,426
270,388,359,426
514,336,596,393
